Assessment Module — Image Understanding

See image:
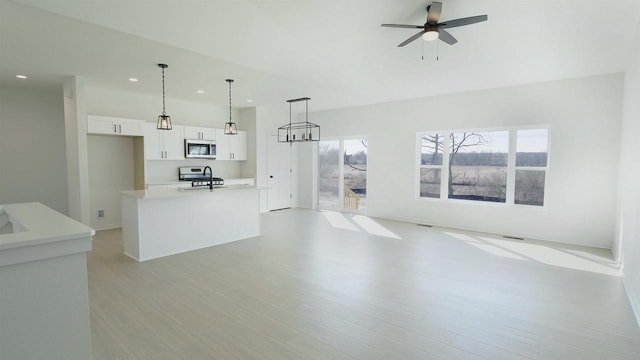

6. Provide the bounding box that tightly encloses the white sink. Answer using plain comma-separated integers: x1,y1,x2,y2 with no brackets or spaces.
0,207,13,234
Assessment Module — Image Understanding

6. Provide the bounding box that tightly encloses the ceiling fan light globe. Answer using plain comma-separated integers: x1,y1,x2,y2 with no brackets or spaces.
423,30,439,41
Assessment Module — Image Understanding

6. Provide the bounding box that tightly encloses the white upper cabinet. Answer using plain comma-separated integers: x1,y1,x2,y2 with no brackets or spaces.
184,126,215,141
88,115,145,136
215,129,247,161
144,122,185,160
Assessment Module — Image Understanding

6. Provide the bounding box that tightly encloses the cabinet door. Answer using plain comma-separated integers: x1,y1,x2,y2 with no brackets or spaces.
184,126,215,140
87,116,117,135
201,127,216,140
118,118,145,136
162,125,185,160
184,126,201,140
143,122,163,160
230,131,247,160
215,129,232,160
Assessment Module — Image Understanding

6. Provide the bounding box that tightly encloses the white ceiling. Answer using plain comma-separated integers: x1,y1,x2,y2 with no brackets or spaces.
1,0,639,111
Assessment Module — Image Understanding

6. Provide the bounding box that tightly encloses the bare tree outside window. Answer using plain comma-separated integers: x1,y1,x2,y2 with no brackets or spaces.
418,128,548,206
344,139,367,210
422,132,506,201
318,139,368,211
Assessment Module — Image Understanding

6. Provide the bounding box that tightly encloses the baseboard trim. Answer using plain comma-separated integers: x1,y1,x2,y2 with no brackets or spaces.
623,273,640,327
379,214,612,250
92,224,121,232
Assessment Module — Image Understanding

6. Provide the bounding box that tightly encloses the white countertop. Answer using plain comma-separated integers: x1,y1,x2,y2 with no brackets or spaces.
0,202,95,266
146,178,255,187
122,184,259,200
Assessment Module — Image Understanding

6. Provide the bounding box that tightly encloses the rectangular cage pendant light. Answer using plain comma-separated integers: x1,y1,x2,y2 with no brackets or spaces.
278,97,320,143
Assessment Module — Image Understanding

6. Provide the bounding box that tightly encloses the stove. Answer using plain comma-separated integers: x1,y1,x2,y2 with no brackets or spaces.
178,167,224,187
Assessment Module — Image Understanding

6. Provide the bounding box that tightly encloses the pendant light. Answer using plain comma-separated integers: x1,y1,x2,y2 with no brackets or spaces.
156,63,172,130
224,79,238,135
278,97,320,143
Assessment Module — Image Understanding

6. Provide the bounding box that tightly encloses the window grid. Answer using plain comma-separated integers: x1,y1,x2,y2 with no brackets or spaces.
417,127,549,207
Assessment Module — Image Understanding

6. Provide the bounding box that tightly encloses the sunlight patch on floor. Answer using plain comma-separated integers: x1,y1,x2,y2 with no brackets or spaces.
321,211,359,231
468,242,529,261
321,211,401,239
443,230,619,275
352,215,401,239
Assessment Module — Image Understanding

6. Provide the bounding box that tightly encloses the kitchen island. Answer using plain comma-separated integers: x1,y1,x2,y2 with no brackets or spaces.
0,202,94,360
121,185,260,261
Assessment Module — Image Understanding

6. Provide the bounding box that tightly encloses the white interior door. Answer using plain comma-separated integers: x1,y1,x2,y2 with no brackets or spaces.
267,134,292,211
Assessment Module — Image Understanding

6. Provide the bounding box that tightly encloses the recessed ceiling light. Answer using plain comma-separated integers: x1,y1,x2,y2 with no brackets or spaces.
247,99,254,103
128,77,139,82
196,90,205,94
16,75,27,79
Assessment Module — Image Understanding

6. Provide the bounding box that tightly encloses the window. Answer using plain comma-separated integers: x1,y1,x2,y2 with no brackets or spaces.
318,138,368,211
449,131,508,203
419,134,443,198
515,129,548,206
418,127,549,207
318,140,341,209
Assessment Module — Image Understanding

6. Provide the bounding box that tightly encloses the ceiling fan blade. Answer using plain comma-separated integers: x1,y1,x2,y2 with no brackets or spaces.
398,30,426,47
439,15,488,29
381,24,424,29
427,2,442,24
438,29,457,45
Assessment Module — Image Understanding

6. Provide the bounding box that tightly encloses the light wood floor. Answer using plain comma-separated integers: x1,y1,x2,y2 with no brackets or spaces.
88,208,640,360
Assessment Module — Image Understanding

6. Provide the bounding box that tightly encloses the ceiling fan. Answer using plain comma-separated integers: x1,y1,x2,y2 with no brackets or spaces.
381,1,488,47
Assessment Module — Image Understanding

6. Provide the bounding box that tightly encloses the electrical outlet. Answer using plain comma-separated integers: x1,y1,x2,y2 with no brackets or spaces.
96,209,105,219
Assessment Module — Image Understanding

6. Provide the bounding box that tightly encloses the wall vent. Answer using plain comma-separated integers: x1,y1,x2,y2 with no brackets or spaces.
503,235,524,240
96,209,105,219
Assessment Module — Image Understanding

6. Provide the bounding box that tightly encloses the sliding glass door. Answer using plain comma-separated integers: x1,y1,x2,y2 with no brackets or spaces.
317,138,367,211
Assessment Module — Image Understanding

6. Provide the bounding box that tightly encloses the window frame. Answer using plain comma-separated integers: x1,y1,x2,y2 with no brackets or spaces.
316,135,369,213
417,132,448,199
416,125,550,208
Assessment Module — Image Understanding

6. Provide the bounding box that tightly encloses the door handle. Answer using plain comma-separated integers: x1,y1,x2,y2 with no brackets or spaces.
118,124,122,133
113,124,117,133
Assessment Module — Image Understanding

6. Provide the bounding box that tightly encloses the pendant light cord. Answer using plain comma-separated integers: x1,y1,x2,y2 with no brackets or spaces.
161,67,167,115
305,98,309,134
228,80,232,124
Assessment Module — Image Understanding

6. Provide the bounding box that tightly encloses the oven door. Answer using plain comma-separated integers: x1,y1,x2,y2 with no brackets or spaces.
185,140,216,159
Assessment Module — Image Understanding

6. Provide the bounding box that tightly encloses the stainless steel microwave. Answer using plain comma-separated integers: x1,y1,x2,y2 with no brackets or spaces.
184,139,216,159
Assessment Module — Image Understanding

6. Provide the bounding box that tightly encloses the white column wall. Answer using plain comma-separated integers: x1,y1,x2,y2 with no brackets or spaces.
617,20,640,324
0,85,68,215
64,77,90,225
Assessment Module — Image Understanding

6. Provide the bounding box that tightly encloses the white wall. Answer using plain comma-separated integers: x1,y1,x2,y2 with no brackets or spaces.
86,86,233,128
0,84,69,215
298,74,623,249
87,134,134,230
617,22,640,323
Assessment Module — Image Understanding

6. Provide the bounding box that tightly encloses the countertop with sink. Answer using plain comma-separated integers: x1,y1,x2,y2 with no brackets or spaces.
122,184,260,200
0,203,94,261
